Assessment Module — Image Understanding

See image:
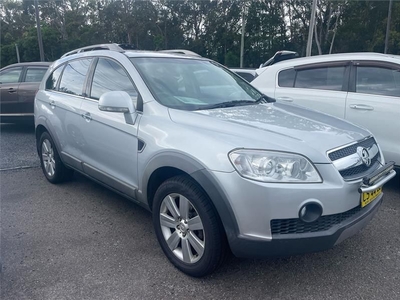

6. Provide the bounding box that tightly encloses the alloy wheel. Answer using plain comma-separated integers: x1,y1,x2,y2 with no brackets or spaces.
41,139,56,177
159,193,205,264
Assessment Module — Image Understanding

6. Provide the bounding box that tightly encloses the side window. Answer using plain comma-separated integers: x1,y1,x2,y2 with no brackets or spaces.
278,69,296,87
46,65,64,90
356,66,400,97
0,67,23,84
25,67,48,83
295,66,345,91
90,58,138,100
59,59,92,96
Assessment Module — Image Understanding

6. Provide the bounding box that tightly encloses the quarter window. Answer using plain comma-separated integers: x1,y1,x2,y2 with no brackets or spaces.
356,66,400,97
59,59,92,96
278,69,296,87
25,67,48,83
46,65,64,90
0,67,23,84
295,66,345,91
90,58,137,100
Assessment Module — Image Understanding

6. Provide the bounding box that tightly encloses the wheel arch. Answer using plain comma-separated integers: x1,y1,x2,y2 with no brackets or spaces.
141,152,239,242
35,124,48,154
35,117,62,156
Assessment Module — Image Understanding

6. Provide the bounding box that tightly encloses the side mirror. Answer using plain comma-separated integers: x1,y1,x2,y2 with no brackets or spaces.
98,91,137,125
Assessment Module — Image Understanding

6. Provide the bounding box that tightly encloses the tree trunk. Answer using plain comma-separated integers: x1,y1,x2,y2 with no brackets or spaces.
329,14,339,54
314,22,322,55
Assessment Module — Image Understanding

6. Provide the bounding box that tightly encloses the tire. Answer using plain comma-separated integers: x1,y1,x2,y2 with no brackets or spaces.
152,175,227,277
38,131,73,183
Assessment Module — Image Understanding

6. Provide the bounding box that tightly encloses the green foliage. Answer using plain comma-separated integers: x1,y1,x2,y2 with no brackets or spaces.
1,0,399,68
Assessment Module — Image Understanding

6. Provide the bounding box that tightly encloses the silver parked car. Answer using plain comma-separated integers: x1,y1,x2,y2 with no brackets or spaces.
35,49,396,277
252,52,400,168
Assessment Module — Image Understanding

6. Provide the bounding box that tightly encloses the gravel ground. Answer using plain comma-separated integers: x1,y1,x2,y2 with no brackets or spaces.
1,123,399,300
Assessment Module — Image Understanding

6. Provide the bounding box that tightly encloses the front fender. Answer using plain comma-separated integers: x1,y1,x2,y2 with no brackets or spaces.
139,151,239,242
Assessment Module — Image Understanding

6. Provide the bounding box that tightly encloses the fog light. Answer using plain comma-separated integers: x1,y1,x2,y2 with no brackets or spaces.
299,203,323,223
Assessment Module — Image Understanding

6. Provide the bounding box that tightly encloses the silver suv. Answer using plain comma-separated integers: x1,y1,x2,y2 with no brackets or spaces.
35,49,396,277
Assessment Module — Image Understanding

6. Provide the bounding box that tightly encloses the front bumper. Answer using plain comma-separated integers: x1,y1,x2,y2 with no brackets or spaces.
208,163,395,258
230,194,382,258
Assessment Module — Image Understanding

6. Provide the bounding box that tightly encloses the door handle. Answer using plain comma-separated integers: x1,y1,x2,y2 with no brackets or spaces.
349,104,374,111
50,101,56,109
82,112,92,122
276,97,294,102
8,88,16,94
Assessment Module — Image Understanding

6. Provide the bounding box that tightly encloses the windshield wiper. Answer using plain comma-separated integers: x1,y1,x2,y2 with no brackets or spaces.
193,95,275,111
194,100,258,110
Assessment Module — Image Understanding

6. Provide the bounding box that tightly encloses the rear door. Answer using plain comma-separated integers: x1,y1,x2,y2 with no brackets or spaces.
43,58,92,170
18,66,48,114
274,62,350,118
345,61,400,164
0,66,23,115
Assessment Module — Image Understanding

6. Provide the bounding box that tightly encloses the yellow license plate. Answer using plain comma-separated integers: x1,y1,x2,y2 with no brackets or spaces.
361,187,382,208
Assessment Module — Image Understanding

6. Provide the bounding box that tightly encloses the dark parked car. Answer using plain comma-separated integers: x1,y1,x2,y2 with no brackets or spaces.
0,62,51,123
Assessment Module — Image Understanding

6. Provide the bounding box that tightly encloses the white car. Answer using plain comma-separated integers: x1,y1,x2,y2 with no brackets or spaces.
252,53,400,167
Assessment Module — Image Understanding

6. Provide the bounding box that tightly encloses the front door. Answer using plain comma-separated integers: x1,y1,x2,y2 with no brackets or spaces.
79,57,141,198
0,66,23,115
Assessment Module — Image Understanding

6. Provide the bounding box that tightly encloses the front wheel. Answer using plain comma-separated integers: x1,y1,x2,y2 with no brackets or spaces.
152,175,227,277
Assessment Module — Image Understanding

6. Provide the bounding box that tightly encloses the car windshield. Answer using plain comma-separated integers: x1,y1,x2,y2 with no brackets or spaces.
130,57,263,110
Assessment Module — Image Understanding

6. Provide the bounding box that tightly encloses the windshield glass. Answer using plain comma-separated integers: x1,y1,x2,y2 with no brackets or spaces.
130,57,262,110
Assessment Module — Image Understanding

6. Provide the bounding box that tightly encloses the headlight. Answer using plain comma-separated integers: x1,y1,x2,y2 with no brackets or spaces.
228,149,322,183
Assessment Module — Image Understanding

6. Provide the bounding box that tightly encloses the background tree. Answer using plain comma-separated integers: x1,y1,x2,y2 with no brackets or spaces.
1,0,399,68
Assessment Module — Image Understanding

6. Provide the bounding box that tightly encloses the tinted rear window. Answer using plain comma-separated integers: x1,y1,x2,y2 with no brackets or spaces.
295,66,345,91
278,69,296,87
25,67,47,83
46,65,64,90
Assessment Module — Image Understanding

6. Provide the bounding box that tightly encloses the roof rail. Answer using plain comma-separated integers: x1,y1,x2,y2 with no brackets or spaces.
61,43,135,58
158,49,201,57
61,44,201,58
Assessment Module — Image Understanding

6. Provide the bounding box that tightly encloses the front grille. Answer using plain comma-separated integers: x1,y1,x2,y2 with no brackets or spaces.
328,137,375,161
339,159,379,178
271,206,362,235
328,137,381,180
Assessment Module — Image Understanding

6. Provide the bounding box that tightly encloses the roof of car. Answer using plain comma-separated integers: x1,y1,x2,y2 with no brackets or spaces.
261,52,399,69
1,62,52,70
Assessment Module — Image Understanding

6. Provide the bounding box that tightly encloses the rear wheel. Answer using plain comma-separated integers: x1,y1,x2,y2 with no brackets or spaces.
153,175,227,277
39,132,73,183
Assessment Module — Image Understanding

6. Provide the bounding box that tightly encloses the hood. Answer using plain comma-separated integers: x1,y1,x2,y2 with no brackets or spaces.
168,102,370,163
